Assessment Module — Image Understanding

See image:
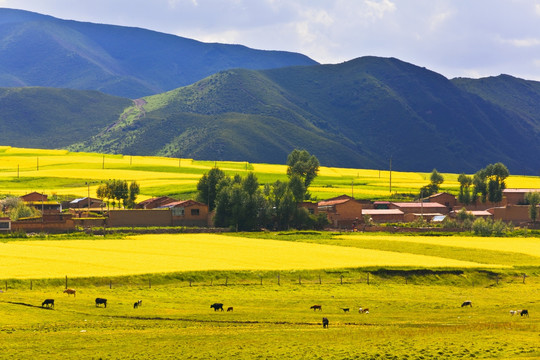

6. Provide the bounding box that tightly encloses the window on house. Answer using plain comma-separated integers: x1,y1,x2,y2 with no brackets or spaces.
172,207,185,216
191,208,200,216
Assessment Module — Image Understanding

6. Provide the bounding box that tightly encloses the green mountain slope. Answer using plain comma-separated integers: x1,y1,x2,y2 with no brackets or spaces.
0,8,317,98
69,57,540,175
0,87,131,148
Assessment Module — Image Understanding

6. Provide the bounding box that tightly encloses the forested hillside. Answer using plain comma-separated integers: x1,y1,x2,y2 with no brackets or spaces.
69,57,540,175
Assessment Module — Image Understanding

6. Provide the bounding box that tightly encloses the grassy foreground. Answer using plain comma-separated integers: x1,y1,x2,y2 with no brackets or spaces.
0,278,538,359
0,232,538,358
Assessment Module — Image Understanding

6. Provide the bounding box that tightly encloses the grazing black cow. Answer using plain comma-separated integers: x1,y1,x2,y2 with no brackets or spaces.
42,299,54,308
227,307,233,312
310,305,322,311
322,317,329,328
520,309,529,317
134,300,142,309
210,303,224,311
341,308,350,313
95,298,107,308
461,300,472,307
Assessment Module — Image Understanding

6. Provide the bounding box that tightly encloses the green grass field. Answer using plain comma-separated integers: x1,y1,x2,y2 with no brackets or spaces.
1,146,539,201
0,232,538,359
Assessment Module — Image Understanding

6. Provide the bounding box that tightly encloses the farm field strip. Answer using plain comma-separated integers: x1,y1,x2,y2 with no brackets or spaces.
1,146,539,200
339,234,540,258
0,234,502,279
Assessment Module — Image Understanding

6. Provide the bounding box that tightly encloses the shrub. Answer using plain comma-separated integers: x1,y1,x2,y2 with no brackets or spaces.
472,218,493,236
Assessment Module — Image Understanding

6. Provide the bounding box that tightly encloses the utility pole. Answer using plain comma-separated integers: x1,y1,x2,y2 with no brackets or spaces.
389,156,392,193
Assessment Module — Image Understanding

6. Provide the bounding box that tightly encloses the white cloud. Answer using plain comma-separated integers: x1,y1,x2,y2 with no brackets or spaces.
2,0,540,80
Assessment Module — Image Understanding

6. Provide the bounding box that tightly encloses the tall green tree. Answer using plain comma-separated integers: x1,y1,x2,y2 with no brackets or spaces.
127,181,140,209
286,149,319,199
457,173,473,205
196,167,226,211
526,192,540,224
486,162,509,203
419,169,444,197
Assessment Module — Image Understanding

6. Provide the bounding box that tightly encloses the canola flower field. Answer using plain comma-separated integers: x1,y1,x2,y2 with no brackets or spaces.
0,146,539,201
0,233,513,280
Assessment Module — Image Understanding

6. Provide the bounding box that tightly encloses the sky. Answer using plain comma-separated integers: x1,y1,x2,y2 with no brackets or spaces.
2,0,540,80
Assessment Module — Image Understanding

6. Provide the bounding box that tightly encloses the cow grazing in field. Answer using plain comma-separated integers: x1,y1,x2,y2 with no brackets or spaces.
133,299,142,309
510,310,518,316
322,317,329,328
42,299,54,308
461,301,472,307
63,288,76,297
95,298,107,308
520,309,529,317
359,307,369,314
227,307,233,312
210,303,224,311
310,305,322,311
341,308,349,313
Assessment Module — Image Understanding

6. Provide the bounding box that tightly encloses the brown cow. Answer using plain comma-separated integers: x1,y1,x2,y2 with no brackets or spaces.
310,305,322,311
63,288,76,297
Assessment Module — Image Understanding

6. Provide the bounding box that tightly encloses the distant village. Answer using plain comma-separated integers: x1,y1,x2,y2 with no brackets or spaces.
1,188,539,234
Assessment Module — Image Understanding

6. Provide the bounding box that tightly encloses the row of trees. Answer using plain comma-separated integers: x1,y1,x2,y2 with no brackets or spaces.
197,150,327,231
458,163,509,205
96,180,140,209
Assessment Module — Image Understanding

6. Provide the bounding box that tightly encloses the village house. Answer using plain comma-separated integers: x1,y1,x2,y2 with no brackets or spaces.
67,197,105,210
489,205,533,225
362,209,404,223
135,196,177,209
390,202,449,215
158,200,210,227
426,192,457,210
503,189,540,205
0,217,11,232
298,201,318,215
20,192,62,213
318,195,363,229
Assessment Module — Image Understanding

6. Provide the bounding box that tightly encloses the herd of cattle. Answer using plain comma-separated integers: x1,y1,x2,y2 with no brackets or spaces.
39,291,530,327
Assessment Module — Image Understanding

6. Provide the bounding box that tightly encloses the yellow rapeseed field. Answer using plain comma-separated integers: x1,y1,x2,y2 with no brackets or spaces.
0,146,539,200
0,234,497,279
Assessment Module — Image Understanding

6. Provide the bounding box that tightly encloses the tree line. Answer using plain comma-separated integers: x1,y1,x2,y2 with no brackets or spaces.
196,150,328,231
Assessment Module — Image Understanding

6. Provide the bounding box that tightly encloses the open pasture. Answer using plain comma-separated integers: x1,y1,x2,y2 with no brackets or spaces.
0,276,538,359
0,232,538,358
1,146,539,201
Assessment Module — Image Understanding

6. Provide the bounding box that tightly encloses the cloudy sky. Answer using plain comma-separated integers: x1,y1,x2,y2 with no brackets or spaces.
2,0,540,80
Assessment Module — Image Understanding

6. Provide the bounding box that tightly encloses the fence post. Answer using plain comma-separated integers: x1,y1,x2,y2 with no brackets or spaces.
65,275,68,290
260,276,263,286
522,274,527,284
298,275,301,285
109,280,112,289
30,281,33,290
277,274,280,286
149,278,151,289
189,279,192,287
225,277,228,286
340,275,343,285
5,281,7,291
367,273,370,285
319,274,322,285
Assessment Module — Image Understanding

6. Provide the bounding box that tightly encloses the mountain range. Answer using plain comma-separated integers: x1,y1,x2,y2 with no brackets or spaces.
0,8,316,98
0,9,539,175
